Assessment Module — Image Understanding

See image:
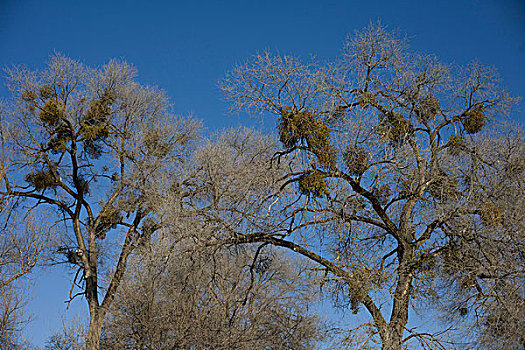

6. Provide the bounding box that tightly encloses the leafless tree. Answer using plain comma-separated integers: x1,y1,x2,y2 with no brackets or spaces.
218,22,522,349
0,201,47,348
100,226,322,350
92,127,322,349
0,54,199,349
45,316,87,350
435,125,525,349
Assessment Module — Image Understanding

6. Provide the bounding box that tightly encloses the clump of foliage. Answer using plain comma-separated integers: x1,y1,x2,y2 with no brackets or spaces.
308,125,336,169
24,169,57,191
278,107,336,169
39,84,55,99
415,95,440,121
95,205,123,239
343,146,370,176
48,123,73,153
35,98,75,153
298,170,327,197
427,173,458,200
278,107,316,148
143,128,172,158
21,89,38,102
462,105,486,134
80,100,110,140
341,266,386,315
79,96,113,158
372,184,391,205
40,99,66,126
412,250,437,274
379,112,413,145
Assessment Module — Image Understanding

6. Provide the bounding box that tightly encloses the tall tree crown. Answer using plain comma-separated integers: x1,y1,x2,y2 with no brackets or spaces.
219,23,523,348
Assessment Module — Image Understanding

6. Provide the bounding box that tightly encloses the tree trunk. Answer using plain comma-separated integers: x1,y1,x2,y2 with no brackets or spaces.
381,329,404,350
85,315,103,350
381,247,413,350
85,273,103,350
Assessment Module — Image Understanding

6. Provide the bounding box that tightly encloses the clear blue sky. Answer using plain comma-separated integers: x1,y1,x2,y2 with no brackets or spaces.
0,0,523,346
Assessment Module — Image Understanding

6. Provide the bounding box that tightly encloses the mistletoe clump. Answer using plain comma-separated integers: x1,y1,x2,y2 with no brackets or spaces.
411,250,437,274
462,106,486,134
307,125,336,169
427,173,458,200
47,123,73,153
35,98,73,153
79,98,113,158
343,146,370,176
379,112,413,146
298,170,327,197
372,184,391,205
415,95,440,121
278,107,336,169
21,89,38,102
95,205,123,239
144,128,171,158
24,169,57,191
347,266,386,314
40,99,66,126
278,107,317,148
39,84,55,100
80,100,111,140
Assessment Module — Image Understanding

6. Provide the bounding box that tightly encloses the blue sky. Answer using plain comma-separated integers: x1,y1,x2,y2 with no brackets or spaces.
0,0,524,346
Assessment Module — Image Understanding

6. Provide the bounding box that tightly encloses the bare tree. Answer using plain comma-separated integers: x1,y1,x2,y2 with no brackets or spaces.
45,317,87,350
0,54,199,349
218,22,522,349
100,227,322,350
94,128,322,349
0,228,43,348
435,126,525,349
0,203,47,348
